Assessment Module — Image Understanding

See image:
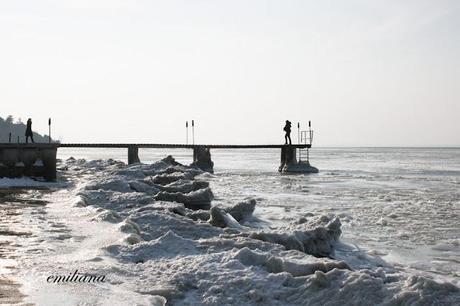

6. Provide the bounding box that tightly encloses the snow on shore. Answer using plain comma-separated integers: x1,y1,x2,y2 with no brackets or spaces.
22,157,460,305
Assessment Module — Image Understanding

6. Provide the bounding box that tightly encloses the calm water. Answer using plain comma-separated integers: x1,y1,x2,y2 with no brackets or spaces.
58,147,460,280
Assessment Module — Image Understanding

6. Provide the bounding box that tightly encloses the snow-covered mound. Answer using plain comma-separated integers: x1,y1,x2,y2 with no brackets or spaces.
59,157,459,305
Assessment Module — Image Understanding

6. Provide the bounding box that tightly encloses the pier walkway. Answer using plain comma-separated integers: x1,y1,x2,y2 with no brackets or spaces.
59,143,310,149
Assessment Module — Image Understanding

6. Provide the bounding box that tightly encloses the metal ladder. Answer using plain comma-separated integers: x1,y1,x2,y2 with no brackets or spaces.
298,128,313,163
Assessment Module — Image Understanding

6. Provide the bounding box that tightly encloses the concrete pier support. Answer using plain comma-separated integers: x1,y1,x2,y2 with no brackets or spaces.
191,146,214,173
0,144,58,181
279,145,318,173
21,148,38,176
128,146,140,164
2,148,19,167
280,145,297,169
41,147,57,181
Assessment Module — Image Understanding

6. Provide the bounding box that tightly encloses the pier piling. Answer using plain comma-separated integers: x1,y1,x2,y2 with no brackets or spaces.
191,146,214,173
279,145,318,173
128,146,140,164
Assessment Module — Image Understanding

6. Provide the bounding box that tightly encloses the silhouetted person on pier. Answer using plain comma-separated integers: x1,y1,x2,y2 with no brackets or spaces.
283,120,292,145
25,118,34,144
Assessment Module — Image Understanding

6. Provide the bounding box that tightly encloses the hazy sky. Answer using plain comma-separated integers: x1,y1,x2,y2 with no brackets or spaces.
1,0,459,146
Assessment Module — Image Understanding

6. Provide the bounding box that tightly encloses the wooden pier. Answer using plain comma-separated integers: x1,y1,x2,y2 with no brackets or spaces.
0,143,314,181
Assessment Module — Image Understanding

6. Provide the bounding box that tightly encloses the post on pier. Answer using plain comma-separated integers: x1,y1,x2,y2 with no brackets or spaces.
191,146,214,173
48,118,52,143
128,145,140,164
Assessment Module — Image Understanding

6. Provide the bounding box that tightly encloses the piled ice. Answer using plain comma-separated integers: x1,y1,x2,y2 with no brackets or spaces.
63,157,459,305
249,216,342,258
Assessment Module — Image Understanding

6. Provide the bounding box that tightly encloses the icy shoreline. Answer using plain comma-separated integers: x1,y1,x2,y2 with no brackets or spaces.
0,177,63,188
18,157,460,305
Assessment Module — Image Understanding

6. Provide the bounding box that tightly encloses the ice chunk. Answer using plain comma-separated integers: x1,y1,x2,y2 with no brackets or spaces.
92,210,122,223
72,195,87,207
155,188,213,210
157,179,209,194
114,231,199,262
125,233,142,245
186,210,210,221
119,220,141,235
233,247,350,277
224,199,256,222
209,207,244,229
85,177,132,193
249,216,342,257
129,180,160,195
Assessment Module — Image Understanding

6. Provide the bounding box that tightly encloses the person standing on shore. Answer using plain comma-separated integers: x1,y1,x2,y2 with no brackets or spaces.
283,120,292,145
25,118,34,144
